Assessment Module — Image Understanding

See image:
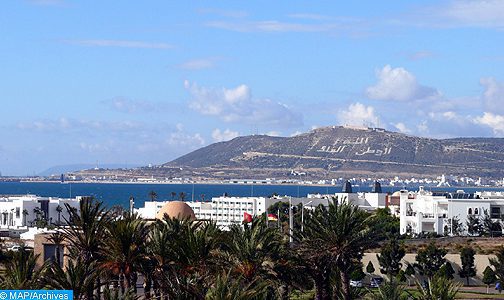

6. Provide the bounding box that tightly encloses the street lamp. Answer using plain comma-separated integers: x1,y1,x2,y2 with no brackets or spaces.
301,200,313,232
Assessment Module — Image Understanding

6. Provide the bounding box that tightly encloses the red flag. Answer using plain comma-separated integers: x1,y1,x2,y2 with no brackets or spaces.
267,213,278,221
243,212,253,223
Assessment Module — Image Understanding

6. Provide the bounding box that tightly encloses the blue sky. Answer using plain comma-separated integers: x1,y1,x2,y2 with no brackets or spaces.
1,0,503,175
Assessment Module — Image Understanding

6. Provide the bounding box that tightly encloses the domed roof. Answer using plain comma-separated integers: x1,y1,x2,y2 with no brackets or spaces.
391,191,401,197
155,201,196,220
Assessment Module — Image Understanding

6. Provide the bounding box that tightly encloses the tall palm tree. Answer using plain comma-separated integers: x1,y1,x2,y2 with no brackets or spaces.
221,217,300,298
22,209,29,226
0,247,47,290
60,196,111,299
171,192,177,200
147,216,222,299
56,205,63,226
295,200,378,300
101,212,149,296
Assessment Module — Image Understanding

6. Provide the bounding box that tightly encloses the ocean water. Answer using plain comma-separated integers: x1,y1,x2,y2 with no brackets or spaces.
1,182,503,209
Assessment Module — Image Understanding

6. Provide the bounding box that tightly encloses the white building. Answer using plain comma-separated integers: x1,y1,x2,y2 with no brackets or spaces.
400,187,504,236
137,191,387,229
0,195,82,230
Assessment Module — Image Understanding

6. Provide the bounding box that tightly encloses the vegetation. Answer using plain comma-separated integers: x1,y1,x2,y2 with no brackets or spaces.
0,196,498,299
483,266,497,294
458,246,476,285
414,242,447,279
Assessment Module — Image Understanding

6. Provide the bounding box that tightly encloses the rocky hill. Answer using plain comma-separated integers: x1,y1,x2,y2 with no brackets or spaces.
164,126,504,180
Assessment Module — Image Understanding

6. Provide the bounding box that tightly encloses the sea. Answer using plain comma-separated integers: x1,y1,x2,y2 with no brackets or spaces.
1,181,504,209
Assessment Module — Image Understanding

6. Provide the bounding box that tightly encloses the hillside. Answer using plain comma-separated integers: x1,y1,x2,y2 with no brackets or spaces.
164,126,504,180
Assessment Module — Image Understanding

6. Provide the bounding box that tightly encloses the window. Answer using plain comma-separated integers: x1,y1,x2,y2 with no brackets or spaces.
16,208,20,218
474,208,479,215
468,208,472,215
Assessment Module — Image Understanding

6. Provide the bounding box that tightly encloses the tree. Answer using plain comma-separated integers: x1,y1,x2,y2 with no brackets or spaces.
405,264,415,286
179,192,186,201
148,191,157,202
350,266,366,282
445,216,463,236
489,247,504,293
61,197,111,299
458,246,476,286
295,200,378,300
0,247,47,289
371,207,400,239
396,270,407,283
466,214,482,236
101,213,149,296
416,274,460,300
22,209,29,227
205,271,268,300
482,210,501,237
366,279,408,300
483,266,496,294
438,262,455,280
415,242,447,279
44,258,99,300
366,261,375,274
170,192,176,200
55,205,63,226
377,238,405,278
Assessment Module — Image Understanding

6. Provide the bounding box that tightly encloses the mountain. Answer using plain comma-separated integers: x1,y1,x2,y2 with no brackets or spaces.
165,126,504,179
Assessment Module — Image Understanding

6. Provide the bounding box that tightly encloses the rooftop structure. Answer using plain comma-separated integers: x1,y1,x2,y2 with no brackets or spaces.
0,194,81,236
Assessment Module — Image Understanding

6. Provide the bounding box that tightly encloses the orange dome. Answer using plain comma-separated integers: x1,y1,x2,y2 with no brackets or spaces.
155,201,196,220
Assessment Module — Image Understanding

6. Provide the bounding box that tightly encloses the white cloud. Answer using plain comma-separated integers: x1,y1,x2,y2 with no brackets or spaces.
167,123,205,147
338,103,380,128
441,0,504,29
366,65,440,101
65,39,174,49
473,112,504,136
417,121,429,135
393,122,411,134
480,77,504,113
290,131,303,137
185,81,302,127
211,128,239,142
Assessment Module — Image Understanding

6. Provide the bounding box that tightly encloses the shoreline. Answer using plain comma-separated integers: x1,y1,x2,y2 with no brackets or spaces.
11,180,504,190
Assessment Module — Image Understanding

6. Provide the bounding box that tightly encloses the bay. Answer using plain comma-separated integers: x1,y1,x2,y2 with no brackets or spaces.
1,182,503,209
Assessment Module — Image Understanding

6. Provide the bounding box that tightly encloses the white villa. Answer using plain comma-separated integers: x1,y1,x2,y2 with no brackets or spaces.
0,194,82,233
400,187,504,236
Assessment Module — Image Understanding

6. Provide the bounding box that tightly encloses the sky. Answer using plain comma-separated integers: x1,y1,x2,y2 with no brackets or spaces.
1,0,504,175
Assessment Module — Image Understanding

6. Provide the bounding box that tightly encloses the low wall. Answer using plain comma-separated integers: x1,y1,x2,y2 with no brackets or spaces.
363,253,495,285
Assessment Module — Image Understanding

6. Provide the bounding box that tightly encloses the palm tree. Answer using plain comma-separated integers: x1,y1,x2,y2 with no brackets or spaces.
295,199,378,300
416,274,460,300
44,258,99,300
205,271,269,300
0,247,47,289
22,209,28,226
56,205,63,226
148,191,157,202
179,192,186,201
147,216,222,299
60,196,111,299
47,231,65,267
171,192,177,200
366,279,409,300
101,212,149,296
